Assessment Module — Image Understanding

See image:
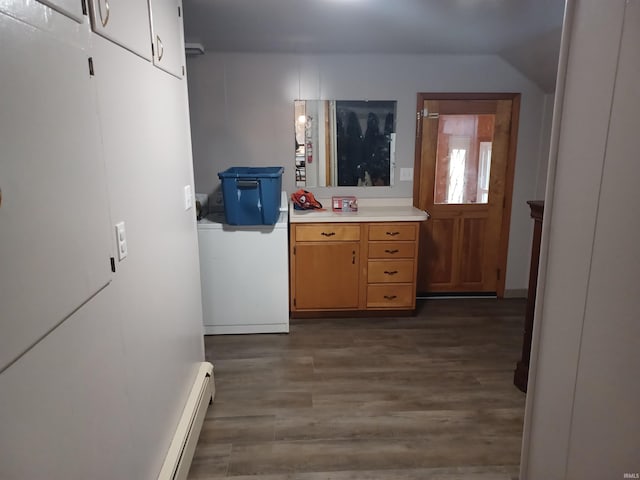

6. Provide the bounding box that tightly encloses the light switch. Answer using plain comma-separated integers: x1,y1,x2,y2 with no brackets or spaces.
115,222,127,261
184,185,193,210
400,168,414,181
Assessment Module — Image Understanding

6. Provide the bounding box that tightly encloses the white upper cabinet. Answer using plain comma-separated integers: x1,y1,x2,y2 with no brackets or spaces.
149,0,184,78
88,0,152,60
0,10,113,372
36,0,84,22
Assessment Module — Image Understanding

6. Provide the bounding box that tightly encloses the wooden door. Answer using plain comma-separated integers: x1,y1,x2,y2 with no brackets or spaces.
414,95,519,295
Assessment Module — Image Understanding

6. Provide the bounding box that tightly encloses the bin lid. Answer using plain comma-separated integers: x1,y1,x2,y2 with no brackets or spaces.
218,167,284,179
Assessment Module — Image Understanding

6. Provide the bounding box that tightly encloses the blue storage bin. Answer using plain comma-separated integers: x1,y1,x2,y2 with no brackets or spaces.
218,167,284,225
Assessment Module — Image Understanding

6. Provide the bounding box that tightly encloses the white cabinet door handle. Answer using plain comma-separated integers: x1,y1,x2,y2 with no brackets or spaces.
98,0,110,27
157,35,164,61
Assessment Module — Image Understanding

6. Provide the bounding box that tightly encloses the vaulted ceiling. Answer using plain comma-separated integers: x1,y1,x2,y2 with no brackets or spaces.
183,0,565,93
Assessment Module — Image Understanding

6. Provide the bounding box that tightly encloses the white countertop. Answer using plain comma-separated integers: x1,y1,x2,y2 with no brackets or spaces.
289,198,429,223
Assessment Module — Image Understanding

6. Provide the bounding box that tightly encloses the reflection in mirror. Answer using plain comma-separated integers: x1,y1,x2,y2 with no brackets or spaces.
294,100,396,187
434,114,495,204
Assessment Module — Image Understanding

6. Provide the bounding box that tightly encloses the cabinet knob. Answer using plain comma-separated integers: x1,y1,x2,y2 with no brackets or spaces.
384,295,397,300
321,231,335,237
386,231,400,237
385,249,399,254
384,270,398,276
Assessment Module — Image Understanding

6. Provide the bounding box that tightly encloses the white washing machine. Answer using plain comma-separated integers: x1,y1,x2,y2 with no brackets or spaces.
196,193,289,334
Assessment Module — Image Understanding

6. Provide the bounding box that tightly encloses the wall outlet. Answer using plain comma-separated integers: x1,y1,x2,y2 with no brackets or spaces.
184,185,193,210
115,222,127,261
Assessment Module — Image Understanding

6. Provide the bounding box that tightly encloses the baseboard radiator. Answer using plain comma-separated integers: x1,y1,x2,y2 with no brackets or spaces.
158,362,215,480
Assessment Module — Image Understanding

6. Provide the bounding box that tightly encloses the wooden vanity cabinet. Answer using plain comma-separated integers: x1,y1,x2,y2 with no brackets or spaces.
366,223,418,310
290,221,420,314
290,224,361,310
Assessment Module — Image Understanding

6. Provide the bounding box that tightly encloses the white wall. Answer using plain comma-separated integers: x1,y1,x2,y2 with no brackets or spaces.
187,52,553,290
0,5,204,479
535,94,555,199
522,0,640,478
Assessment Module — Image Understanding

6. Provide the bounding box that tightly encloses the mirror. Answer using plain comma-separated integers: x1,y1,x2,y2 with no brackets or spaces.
294,100,397,187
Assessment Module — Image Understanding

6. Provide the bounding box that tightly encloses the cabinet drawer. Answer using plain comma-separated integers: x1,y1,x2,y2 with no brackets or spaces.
368,242,416,259
368,260,415,283
368,224,417,241
367,284,414,308
295,224,360,242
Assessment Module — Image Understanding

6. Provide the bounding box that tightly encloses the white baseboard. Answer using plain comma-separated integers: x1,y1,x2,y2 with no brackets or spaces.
203,323,289,335
158,362,214,480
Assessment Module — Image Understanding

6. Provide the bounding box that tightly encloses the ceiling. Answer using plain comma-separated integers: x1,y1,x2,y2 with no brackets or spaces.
182,0,566,93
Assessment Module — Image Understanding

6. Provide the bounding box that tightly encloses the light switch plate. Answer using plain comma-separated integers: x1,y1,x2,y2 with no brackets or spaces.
184,185,193,210
400,168,414,181
115,222,127,261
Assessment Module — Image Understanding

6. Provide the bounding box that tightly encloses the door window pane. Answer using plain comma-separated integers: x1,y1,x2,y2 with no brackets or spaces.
434,114,495,204
476,141,493,203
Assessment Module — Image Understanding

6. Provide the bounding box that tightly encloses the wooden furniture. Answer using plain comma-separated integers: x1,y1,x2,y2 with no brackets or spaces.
290,221,421,314
366,223,418,309
514,200,544,392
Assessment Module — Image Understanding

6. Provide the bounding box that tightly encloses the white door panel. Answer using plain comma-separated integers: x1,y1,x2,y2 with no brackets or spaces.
565,2,640,477
0,291,134,479
150,0,184,78
88,0,152,60
37,0,84,22
0,12,112,372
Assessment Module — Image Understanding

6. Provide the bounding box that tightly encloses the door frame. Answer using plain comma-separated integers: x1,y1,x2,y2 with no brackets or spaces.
412,92,521,297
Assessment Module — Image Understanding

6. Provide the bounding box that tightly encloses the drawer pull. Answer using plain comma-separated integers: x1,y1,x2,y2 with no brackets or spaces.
321,232,336,237
386,231,400,237
384,270,398,276
384,249,399,254
384,295,397,300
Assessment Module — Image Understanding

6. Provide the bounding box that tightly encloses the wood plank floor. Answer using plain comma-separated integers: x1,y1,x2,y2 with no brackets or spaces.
188,298,526,480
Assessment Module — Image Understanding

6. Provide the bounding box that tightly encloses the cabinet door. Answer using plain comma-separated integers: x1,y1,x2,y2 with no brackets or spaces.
37,0,84,22
0,12,112,372
294,243,360,310
88,0,152,60
149,0,184,78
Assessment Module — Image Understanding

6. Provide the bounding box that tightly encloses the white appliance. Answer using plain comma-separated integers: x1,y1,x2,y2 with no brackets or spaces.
196,193,289,334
